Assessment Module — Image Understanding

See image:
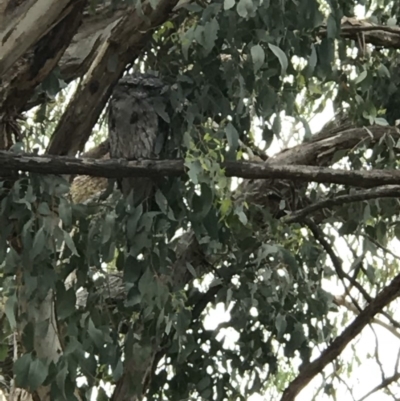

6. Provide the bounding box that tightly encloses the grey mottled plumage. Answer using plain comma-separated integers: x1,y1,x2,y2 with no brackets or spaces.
108,73,167,205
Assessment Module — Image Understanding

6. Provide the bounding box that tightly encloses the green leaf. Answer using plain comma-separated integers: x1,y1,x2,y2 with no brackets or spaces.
326,14,337,39
237,0,253,18
28,358,49,390
42,72,61,97
5,293,17,329
225,123,239,149
268,43,288,76
202,18,219,54
225,287,233,311
155,190,168,215
63,230,78,256
57,288,76,320
186,262,197,278
236,210,248,225
275,313,287,338
377,64,390,78
186,160,202,185
15,354,48,391
192,184,213,220
138,267,155,298
176,308,192,335
374,117,388,126
97,387,109,401
37,202,51,216
88,319,104,349
102,212,115,244
250,44,265,72
224,0,235,10
14,354,32,389
355,70,367,85
149,0,160,8
55,364,68,399
31,227,46,259
197,375,211,392
58,198,72,227
127,204,143,240
309,44,317,69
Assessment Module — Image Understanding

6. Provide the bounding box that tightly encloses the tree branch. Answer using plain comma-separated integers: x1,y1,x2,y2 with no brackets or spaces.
46,0,180,156
4,151,400,188
319,17,400,49
0,0,81,76
305,219,400,330
284,185,400,223
280,271,400,401
0,0,86,114
357,372,400,401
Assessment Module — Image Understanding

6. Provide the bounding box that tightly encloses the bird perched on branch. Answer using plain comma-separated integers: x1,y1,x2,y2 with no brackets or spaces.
108,73,169,206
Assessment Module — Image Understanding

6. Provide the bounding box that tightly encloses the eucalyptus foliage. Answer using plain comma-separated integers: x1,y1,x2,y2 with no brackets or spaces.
2,0,400,400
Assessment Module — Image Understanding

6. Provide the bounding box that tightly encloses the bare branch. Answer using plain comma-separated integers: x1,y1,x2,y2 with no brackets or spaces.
357,372,400,401
284,186,400,223
305,220,400,330
281,270,400,401
335,295,400,340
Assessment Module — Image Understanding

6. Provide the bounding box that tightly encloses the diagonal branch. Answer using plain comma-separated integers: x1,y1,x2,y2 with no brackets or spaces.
357,372,400,401
284,185,400,223
280,271,400,401
0,0,86,114
46,0,180,157
0,0,81,77
305,219,400,330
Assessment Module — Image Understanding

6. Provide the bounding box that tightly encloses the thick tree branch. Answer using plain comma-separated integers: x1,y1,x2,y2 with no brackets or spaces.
46,0,180,156
339,17,400,49
3,151,400,188
0,0,86,114
52,15,400,93
280,271,400,401
0,0,81,76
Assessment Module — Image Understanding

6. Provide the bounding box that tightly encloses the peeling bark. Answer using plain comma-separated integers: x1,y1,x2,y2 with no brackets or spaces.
46,0,180,156
0,0,86,113
0,0,80,76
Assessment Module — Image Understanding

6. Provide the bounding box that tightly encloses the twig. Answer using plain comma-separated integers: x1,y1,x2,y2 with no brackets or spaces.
280,270,400,401
284,186,400,224
357,372,400,401
305,220,400,330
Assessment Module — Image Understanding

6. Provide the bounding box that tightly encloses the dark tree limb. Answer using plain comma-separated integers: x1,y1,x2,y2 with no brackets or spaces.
46,0,180,156
0,0,86,114
4,150,400,188
305,220,400,330
357,372,400,401
284,185,400,223
280,271,400,401
0,0,82,77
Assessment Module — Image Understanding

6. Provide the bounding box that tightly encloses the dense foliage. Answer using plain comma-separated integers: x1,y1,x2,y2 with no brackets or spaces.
2,0,400,400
